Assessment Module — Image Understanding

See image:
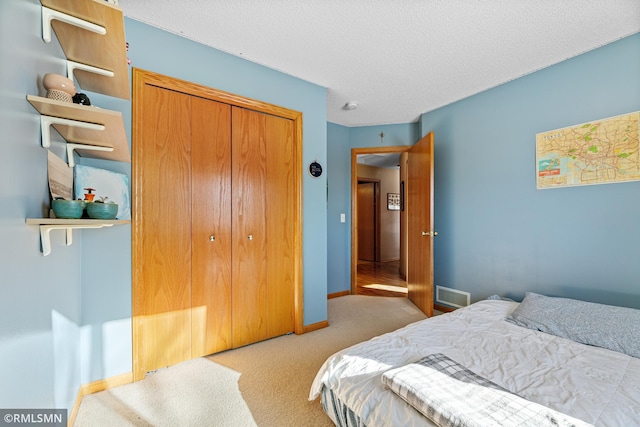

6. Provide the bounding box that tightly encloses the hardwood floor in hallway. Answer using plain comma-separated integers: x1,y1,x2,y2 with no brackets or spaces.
356,260,407,297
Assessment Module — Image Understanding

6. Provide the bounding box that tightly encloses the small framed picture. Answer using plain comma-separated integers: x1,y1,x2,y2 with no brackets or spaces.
387,193,400,210
74,165,131,220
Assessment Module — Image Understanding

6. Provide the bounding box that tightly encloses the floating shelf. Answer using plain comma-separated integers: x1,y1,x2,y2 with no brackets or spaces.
27,95,130,165
27,218,130,256
40,0,130,100
27,1,132,256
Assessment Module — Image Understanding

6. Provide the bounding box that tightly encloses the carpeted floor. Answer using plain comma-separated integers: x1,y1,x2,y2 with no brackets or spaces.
75,295,429,426
75,358,256,426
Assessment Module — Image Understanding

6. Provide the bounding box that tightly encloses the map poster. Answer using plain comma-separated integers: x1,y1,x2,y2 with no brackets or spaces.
535,111,640,189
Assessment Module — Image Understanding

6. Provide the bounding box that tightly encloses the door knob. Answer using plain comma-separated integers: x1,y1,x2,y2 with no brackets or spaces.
248,234,253,241
209,235,215,242
421,231,438,236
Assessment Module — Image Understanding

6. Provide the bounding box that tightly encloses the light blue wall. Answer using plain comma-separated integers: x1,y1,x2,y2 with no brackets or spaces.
327,34,640,308
349,124,420,150
326,123,350,294
1,0,328,413
423,33,640,308
0,0,84,411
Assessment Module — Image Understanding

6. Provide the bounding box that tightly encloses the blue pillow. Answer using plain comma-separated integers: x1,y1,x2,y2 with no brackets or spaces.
506,292,640,358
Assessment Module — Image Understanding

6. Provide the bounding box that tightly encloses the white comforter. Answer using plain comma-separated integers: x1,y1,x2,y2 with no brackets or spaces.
309,300,640,427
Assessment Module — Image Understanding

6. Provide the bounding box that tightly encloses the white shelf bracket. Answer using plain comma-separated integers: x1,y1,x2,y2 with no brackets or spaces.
40,224,114,256
66,143,113,168
42,6,106,43
40,115,105,149
67,60,115,80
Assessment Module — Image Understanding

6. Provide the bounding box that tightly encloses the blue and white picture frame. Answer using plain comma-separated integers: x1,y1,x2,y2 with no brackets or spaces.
74,165,131,220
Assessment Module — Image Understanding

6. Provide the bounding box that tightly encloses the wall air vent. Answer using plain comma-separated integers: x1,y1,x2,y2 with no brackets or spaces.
436,286,470,309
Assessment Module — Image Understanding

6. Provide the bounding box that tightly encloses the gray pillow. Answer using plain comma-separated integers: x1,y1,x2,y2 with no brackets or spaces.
506,292,640,358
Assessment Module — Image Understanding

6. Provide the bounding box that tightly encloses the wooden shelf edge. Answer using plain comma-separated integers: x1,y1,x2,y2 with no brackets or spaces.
27,94,120,122
27,218,131,225
26,218,130,255
26,95,131,163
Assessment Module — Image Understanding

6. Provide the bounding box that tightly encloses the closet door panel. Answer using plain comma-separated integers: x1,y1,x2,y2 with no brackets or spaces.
265,114,296,338
191,97,233,356
231,107,268,348
133,85,192,377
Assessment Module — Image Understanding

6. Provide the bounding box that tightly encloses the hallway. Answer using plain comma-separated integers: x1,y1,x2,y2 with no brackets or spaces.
356,260,407,298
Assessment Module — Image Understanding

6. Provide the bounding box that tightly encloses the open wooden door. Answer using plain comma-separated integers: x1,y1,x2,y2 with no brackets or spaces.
406,132,435,317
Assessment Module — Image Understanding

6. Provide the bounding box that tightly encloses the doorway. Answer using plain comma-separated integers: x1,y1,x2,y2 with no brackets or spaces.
351,133,436,317
352,147,407,298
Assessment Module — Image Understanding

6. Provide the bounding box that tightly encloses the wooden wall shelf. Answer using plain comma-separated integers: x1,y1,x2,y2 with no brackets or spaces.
27,218,131,256
26,2,132,255
27,95,130,164
41,0,130,100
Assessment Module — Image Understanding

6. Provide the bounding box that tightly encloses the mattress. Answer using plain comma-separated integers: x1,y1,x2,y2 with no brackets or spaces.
309,300,640,427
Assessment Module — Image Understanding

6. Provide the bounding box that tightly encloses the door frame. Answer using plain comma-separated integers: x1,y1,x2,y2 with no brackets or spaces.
350,146,408,295
132,68,304,381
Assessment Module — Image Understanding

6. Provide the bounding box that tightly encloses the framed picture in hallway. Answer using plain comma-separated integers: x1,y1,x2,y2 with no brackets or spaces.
387,193,400,210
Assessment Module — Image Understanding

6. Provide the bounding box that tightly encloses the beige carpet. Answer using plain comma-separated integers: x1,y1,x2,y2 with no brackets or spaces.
75,358,256,426
75,295,428,426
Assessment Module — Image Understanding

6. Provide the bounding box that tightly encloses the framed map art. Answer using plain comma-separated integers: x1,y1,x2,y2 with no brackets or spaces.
535,111,640,189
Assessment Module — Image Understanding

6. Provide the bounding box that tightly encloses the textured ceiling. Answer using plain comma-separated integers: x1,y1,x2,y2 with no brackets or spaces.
121,1,640,127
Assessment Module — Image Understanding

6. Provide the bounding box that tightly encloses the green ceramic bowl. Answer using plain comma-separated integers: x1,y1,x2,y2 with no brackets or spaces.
86,202,118,219
52,199,84,219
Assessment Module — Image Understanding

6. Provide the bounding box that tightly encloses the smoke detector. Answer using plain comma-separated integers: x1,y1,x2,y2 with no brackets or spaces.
343,101,358,110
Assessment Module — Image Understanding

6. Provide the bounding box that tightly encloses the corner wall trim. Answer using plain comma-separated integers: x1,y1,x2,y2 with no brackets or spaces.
434,303,456,313
302,320,329,333
328,291,350,299
68,372,133,426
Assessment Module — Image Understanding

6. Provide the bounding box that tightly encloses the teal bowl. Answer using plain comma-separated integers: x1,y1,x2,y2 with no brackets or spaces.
86,202,118,219
52,199,84,219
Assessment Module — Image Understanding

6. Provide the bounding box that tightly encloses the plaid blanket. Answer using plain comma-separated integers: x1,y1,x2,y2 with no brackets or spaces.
381,353,594,427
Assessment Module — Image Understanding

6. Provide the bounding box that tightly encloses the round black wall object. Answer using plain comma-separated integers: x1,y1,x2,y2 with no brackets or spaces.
309,161,323,178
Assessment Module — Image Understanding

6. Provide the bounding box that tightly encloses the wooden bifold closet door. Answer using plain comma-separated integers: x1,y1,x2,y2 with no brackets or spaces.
191,97,233,357
132,69,300,381
231,107,296,348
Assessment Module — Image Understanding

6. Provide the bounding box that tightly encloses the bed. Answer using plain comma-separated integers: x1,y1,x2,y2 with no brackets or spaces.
309,293,640,427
